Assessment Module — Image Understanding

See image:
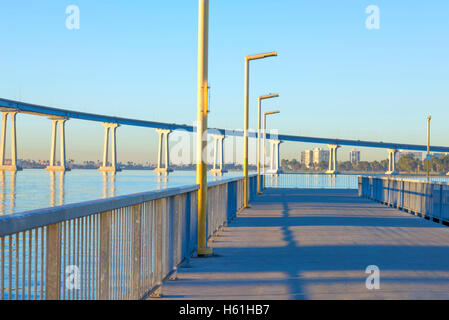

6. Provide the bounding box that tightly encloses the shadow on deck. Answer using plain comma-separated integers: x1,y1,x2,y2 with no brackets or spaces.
158,188,449,300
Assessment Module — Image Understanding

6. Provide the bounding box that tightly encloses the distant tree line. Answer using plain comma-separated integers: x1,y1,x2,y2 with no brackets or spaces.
281,154,449,174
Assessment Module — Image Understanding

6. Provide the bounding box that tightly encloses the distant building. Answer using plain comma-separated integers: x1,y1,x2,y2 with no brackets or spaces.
349,149,361,165
399,151,422,161
300,150,313,168
312,148,329,165
300,148,329,168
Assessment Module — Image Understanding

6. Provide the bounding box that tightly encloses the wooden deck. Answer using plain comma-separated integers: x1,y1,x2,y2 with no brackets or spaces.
157,189,449,300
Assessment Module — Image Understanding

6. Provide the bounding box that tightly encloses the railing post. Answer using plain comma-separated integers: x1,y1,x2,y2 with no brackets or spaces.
131,204,142,299
99,210,111,300
46,223,61,300
151,199,163,298
440,184,443,220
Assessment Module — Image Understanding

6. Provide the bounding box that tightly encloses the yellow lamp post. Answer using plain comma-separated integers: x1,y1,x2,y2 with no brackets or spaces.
427,115,431,182
263,110,280,189
257,94,279,195
243,52,277,208
196,0,212,256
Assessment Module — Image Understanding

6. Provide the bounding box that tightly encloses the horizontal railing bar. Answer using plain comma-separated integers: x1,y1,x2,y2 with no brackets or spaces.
360,175,449,186
0,174,257,237
207,173,257,188
0,184,199,237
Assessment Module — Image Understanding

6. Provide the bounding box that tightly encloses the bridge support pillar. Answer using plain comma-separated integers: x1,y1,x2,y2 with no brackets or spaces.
210,134,227,176
154,129,173,176
46,117,70,172
99,123,121,173
326,144,340,174
385,149,398,175
0,111,22,172
268,140,282,175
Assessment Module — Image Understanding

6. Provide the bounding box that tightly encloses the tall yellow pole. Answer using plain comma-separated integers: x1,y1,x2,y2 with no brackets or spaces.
196,0,212,256
243,52,277,208
243,58,250,208
257,94,279,195
263,114,267,190
427,115,431,182
263,111,280,189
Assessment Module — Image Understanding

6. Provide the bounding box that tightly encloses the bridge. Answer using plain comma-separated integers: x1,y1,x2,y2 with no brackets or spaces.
0,97,447,176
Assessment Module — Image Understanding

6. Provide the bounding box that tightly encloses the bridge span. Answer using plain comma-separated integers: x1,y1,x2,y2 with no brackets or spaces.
1,97,448,151
0,97,448,176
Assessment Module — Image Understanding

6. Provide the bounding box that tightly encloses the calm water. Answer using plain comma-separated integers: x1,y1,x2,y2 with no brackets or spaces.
2,170,449,215
0,169,245,215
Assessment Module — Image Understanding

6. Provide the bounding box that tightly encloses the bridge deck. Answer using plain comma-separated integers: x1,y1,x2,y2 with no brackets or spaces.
158,189,449,300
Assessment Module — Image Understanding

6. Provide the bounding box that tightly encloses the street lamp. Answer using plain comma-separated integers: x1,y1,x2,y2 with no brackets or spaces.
243,52,277,208
257,94,279,194
427,115,431,182
196,0,212,256
263,110,280,190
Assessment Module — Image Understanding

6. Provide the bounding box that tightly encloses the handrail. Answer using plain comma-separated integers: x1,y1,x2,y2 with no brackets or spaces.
207,173,256,188
0,184,200,237
0,174,259,237
0,174,259,300
358,175,449,224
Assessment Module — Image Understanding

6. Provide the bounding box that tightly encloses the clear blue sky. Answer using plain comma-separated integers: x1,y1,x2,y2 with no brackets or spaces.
0,1,448,163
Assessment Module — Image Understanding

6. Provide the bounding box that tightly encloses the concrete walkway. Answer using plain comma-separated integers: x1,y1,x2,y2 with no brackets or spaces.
160,189,449,300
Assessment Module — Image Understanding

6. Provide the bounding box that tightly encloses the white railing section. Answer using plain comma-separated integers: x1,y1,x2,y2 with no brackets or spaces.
358,176,449,223
0,174,258,300
265,173,358,189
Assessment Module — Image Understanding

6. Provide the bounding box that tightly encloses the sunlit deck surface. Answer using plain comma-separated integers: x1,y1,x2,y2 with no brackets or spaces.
158,189,449,300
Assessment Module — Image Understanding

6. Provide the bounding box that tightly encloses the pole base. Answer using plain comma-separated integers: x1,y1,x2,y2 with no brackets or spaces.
0,165,22,172
98,166,122,173
197,247,213,257
267,169,283,175
154,167,173,175
210,168,227,176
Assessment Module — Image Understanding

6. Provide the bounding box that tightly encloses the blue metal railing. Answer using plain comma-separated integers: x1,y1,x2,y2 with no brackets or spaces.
265,173,358,189
359,176,449,222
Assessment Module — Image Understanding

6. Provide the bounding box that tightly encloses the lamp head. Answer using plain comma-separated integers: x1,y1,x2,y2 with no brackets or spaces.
260,93,279,101
246,51,278,61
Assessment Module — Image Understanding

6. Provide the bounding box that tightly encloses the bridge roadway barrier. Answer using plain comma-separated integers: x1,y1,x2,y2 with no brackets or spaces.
0,174,259,300
359,176,449,223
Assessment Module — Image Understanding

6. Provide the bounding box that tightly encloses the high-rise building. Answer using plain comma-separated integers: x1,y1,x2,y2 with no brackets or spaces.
349,149,361,165
300,150,314,168
312,148,329,165
300,148,329,168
